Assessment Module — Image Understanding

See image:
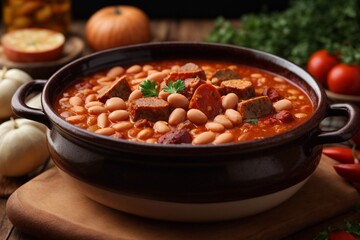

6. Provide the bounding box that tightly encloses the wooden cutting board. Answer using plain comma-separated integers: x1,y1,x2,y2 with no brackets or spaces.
6,155,360,240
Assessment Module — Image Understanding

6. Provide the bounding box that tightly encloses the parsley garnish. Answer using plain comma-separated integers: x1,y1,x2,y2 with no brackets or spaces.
163,80,185,94
243,119,258,125
140,80,158,97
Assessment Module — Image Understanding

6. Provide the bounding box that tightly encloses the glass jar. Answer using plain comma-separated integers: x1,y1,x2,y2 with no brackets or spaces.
2,0,71,34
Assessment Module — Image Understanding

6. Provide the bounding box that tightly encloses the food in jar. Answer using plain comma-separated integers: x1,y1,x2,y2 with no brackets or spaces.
56,60,314,145
2,0,71,34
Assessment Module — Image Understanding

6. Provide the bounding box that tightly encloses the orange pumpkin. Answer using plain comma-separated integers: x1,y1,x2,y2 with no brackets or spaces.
85,5,151,51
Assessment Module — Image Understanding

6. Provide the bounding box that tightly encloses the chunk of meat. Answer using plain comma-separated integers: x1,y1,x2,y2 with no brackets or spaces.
164,63,206,83
220,79,255,100
189,84,222,119
158,129,192,144
129,97,170,122
238,96,274,119
181,77,205,99
210,69,240,85
275,110,294,123
177,120,195,130
263,86,283,102
97,76,132,102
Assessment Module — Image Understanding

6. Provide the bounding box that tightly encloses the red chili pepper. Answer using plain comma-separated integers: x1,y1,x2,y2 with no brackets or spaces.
328,230,356,240
333,164,360,183
322,146,360,164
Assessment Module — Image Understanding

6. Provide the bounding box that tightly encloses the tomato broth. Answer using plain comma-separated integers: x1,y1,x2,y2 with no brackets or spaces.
55,60,314,145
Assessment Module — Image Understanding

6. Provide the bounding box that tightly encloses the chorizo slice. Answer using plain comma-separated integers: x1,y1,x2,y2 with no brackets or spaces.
237,96,274,119
263,86,283,102
181,77,205,99
275,110,294,123
129,97,170,122
189,84,222,119
97,76,132,102
220,79,255,100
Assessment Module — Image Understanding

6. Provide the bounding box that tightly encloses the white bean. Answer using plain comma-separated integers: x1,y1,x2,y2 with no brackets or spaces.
97,113,109,128
169,108,187,126
187,109,208,125
105,97,126,111
159,90,171,100
167,93,189,109
192,131,216,145
108,110,129,122
69,96,83,106
126,65,142,74
95,127,115,136
88,105,107,115
137,128,154,140
112,121,133,131
148,72,168,83
214,132,234,144
153,121,171,133
107,66,125,78
85,101,104,108
225,109,242,125
214,114,233,129
205,122,225,133
273,99,293,112
222,93,238,109
128,89,143,101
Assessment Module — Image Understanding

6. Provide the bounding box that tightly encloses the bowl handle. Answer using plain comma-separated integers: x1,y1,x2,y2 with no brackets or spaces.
11,80,51,128
311,103,360,145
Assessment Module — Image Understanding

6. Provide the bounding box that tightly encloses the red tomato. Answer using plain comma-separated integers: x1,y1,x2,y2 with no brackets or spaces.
328,230,356,240
327,64,360,95
307,49,340,86
322,146,360,164
333,163,360,182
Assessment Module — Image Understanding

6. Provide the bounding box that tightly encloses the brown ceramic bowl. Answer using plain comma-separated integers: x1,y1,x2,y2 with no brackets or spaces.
12,42,360,222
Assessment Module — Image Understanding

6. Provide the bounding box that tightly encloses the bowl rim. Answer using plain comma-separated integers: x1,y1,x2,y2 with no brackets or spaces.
42,41,328,156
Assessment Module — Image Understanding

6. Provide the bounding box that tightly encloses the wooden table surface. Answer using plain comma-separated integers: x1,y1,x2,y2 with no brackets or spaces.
0,19,359,240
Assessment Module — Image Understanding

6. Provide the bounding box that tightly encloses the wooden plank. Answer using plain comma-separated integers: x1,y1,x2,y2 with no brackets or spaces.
168,19,215,41
150,19,174,41
5,156,360,240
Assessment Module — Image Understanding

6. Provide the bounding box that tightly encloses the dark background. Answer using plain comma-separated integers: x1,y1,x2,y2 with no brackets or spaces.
71,1,289,19
0,1,290,23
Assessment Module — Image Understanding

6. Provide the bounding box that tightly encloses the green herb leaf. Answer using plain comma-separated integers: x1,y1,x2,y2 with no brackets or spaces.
344,218,360,236
313,230,328,240
206,0,360,65
140,80,158,97
243,119,258,125
163,80,186,94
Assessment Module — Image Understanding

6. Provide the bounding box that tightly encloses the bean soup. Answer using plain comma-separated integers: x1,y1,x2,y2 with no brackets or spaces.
56,60,314,145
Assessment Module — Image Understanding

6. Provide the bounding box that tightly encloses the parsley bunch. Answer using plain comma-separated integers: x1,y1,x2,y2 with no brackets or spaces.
205,0,360,66
140,80,185,97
